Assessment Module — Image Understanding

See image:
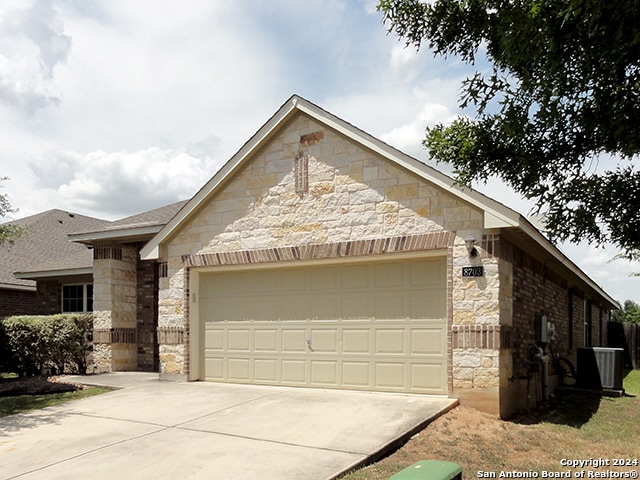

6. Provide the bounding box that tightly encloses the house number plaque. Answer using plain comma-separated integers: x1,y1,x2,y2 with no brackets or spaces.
462,266,484,277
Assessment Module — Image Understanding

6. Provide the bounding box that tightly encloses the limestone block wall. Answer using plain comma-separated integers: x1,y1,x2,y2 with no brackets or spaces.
449,231,503,414
92,244,139,372
158,112,488,383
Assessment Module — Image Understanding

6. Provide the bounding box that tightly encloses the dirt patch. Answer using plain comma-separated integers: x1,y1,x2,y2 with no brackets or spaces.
0,376,80,397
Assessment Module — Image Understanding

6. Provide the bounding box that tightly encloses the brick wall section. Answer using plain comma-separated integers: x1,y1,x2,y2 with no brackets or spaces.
159,112,485,380
0,281,60,318
36,280,62,314
501,237,609,382
136,255,158,372
0,288,38,317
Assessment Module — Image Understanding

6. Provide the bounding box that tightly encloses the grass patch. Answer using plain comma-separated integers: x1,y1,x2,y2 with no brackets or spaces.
0,387,110,418
341,371,640,480
623,368,640,395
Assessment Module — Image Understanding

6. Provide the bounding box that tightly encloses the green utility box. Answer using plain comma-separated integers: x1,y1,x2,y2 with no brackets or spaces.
389,460,463,480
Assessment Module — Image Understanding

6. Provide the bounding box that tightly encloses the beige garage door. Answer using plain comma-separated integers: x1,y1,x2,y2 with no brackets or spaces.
199,257,447,394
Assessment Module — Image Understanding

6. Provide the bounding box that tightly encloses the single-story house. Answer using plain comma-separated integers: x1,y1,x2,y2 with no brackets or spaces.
0,210,110,318
1,202,186,372
4,95,618,417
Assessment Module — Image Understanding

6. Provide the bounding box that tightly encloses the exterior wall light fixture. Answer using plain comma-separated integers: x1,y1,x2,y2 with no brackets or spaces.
465,233,478,259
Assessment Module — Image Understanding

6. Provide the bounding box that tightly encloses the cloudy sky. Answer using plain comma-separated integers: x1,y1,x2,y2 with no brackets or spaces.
0,0,638,303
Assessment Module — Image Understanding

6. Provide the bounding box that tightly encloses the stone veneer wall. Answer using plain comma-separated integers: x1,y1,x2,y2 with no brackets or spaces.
450,232,503,414
158,113,506,411
93,244,138,372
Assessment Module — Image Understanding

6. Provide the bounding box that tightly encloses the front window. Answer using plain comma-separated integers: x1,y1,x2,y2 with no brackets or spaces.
62,284,93,313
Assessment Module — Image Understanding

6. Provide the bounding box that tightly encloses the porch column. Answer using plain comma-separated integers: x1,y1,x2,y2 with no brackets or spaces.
93,244,138,372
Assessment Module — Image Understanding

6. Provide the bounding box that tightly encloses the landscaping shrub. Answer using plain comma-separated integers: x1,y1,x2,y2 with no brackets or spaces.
0,314,93,376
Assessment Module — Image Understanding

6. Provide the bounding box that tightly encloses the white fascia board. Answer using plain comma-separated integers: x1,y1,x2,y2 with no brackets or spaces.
70,225,164,244
14,267,93,281
0,282,36,292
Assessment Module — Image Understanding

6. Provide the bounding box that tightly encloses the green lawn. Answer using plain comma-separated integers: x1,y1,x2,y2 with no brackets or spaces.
0,387,110,417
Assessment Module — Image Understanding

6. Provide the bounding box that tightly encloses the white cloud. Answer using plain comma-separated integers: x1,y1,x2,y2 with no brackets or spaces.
27,148,221,219
0,0,70,115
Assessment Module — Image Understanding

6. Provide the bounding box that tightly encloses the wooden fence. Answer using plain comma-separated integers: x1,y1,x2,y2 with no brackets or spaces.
608,321,640,369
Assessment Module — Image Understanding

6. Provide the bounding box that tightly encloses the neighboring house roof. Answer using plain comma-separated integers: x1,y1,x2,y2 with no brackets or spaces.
69,200,188,244
139,94,619,310
4,201,187,286
1,210,110,289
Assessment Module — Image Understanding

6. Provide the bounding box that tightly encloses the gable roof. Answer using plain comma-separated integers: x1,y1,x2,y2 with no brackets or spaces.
1,210,110,289
139,95,616,310
140,95,522,262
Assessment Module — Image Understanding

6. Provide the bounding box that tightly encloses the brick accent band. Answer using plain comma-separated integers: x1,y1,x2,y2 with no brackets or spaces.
93,328,137,344
451,325,511,349
157,326,184,345
182,232,455,268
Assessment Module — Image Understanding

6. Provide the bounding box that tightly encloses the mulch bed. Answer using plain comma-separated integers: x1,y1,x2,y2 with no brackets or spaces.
0,376,81,397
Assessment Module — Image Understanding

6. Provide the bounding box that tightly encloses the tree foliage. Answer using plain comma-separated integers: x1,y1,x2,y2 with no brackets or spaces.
0,177,23,246
611,300,640,324
378,0,640,256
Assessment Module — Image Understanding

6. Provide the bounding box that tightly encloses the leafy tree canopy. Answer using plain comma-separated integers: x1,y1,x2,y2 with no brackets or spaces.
378,0,640,257
0,177,23,246
611,299,640,323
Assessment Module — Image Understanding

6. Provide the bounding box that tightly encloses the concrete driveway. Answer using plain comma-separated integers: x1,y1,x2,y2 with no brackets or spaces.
1,373,457,480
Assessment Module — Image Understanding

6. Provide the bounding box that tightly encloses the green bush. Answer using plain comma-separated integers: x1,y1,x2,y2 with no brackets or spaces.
0,314,93,376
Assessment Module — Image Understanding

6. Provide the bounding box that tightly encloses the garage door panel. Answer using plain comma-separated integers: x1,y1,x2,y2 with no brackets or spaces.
375,362,406,389
204,357,225,380
254,329,278,352
281,360,306,384
254,359,277,382
310,360,338,385
342,293,371,319
205,328,225,351
375,293,407,318
411,328,445,355
342,263,370,288
228,330,251,352
375,261,404,287
410,363,447,392
311,266,339,290
342,362,370,387
410,292,446,318
376,329,406,354
228,358,251,381
311,296,340,320
310,329,338,352
342,329,370,354
282,329,306,352
201,257,447,395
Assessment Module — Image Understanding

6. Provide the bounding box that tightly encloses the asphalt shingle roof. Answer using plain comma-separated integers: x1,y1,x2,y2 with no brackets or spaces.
0,200,187,290
0,210,110,289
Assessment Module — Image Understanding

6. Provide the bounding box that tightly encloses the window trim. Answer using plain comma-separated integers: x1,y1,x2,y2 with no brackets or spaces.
61,283,93,313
